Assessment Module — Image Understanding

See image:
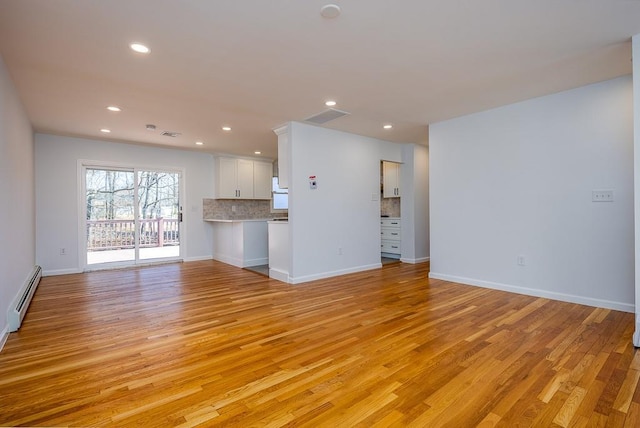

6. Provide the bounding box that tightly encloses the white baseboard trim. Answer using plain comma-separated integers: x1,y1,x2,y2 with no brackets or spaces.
244,257,268,268
213,254,268,268
290,263,382,285
0,325,9,353
400,256,430,264
269,268,290,283
184,255,214,262
43,268,83,276
212,253,243,268
429,272,634,313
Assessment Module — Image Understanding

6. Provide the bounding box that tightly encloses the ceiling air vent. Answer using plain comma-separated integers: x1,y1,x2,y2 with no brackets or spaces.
160,131,182,138
304,108,350,125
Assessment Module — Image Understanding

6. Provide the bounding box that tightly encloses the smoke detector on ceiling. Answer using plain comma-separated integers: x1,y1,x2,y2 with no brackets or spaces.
321,4,341,18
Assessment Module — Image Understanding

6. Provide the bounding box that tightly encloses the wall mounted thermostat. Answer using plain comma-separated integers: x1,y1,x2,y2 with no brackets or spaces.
309,175,317,189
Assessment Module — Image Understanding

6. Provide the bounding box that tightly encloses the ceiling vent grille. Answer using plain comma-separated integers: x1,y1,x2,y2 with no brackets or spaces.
160,131,182,138
304,108,350,125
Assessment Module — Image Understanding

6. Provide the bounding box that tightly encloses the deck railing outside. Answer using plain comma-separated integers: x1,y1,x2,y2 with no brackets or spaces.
87,218,179,251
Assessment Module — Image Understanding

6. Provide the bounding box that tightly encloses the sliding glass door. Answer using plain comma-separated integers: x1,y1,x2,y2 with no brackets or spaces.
137,170,181,261
84,165,182,268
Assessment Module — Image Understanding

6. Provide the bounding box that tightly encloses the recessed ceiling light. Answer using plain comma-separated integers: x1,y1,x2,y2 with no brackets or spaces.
383,124,393,129
325,100,337,107
100,128,111,133
130,43,150,54
321,4,341,18
106,106,121,112
195,141,204,146
222,126,231,131
254,151,262,155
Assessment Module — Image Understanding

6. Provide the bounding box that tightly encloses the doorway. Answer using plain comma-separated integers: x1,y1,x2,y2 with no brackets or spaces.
83,165,182,268
380,160,401,262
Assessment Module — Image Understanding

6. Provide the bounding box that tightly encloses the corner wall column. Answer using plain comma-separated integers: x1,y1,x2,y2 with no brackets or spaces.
632,34,640,346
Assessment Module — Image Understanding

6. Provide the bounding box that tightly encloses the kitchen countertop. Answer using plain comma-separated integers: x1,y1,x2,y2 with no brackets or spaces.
204,218,274,223
205,218,288,223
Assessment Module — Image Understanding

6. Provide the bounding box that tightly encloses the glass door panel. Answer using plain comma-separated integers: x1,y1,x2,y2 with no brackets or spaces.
85,168,136,265
137,170,181,261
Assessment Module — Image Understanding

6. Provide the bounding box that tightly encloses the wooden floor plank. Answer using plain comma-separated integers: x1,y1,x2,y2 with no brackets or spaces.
0,260,638,426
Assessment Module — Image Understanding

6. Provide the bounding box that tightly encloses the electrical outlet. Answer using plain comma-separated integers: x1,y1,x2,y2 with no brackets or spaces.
592,190,614,202
232,205,237,212
60,248,66,256
338,247,343,255
517,255,525,266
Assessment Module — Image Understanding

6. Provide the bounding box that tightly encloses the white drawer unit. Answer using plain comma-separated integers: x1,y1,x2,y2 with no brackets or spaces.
380,217,401,258
381,218,401,228
381,228,401,240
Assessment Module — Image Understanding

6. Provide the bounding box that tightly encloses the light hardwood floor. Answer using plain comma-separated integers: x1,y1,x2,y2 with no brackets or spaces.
0,260,639,427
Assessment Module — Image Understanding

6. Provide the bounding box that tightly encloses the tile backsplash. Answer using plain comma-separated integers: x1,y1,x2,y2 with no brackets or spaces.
203,199,287,220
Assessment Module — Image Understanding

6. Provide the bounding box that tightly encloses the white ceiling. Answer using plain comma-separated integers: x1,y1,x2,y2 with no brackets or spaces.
0,1,639,159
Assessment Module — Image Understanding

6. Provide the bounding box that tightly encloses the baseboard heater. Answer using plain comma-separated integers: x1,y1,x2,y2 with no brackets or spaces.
7,265,42,332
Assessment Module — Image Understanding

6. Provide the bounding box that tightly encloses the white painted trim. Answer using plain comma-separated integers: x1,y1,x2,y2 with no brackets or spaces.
45,258,212,275
0,325,8,353
43,268,83,276
212,254,268,268
84,259,183,273
212,253,244,268
632,34,640,346
244,257,268,268
429,272,634,313
269,268,290,283
290,263,382,285
184,255,214,262
400,256,430,264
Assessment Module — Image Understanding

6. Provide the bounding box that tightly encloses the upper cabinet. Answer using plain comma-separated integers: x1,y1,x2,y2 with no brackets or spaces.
382,161,401,198
215,157,272,200
273,124,289,189
252,161,273,199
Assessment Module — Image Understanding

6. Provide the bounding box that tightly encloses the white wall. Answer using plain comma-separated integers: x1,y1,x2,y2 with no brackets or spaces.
632,35,640,344
0,56,35,339
35,134,214,275
430,76,634,312
400,144,430,263
287,121,408,283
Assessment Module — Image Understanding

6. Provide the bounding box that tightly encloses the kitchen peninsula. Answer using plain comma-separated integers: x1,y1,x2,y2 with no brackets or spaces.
206,218,269,268
203,198,286,269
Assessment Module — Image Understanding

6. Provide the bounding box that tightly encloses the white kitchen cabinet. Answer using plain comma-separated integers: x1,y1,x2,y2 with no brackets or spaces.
253,161,273,199
215,157,272,200
268,220,290,283
381,217,401,258
236,159,254,198
209,219,269,268
273,125,289,189
382,161,401,198
217,157,239,198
